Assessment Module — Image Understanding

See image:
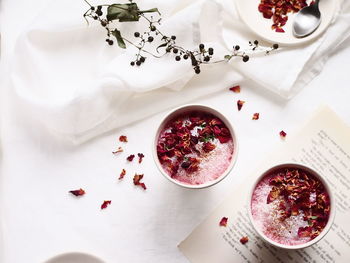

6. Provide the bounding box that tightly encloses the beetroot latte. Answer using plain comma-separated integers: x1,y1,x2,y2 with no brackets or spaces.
251,167,331,246
156,111,234,186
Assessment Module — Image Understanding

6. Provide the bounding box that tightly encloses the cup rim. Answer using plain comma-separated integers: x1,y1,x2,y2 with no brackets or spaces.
247,163,336,250
152,104,238,189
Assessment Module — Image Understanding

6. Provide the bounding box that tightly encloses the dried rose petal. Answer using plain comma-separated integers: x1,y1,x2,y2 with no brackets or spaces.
259,0,308,32
119,135,128,142
138,153,145,163
133,174,147,190
203,142,216,153
112,147,123,154
127,154,135,162
298,226,312,237
101,200,111,209
265,168,331,238
267,187,280,204
280,130,287,138
252,113,260,120
119,169,126,180
275,27,285,33
219,217,228,227
237,100,245,111
69,188,85,196
240,236,249,244
229,85,241,93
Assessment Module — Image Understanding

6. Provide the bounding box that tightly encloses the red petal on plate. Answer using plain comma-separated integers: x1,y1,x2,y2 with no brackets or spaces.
229,85,241,93
237,100,245,111
119,169,126,180
240,236,249,244
69,188,85,196
119,135,128,142
219,217,228,227
101,200,111,209
275,27,285,33
252,113,260,120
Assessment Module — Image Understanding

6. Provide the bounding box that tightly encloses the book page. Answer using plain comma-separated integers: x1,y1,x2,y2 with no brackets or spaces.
179,106,350,263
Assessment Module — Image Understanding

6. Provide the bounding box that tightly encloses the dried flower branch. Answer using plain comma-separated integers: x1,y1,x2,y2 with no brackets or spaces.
83,0,278,74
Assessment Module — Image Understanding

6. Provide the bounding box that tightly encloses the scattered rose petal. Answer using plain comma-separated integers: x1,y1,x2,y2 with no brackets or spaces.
229,85,241,93
237,100,245,111
101,200,111,209
240,236,249,244
275,27,285,33
127,154,135,162
252,113,260,120
280,130,287,139
119,135,128,142
119,169,126,180
138,153,145,163
219,217,228,227
112,147,123,154
133,174,147,190
69,188,85,196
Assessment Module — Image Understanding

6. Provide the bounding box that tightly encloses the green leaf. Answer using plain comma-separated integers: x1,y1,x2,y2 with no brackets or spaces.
224,55,232,60
156,42,168,53
107,3,140,22
140,8,160,15
112,29,126,49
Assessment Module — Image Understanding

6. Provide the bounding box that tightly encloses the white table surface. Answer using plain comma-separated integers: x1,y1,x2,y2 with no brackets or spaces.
1,1,350,263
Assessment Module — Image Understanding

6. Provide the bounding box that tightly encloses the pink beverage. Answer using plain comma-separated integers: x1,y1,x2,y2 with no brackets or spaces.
251,167,331,246
156,111,234,185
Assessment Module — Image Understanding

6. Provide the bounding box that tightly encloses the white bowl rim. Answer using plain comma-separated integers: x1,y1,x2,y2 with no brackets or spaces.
152,104,239,189
247,163,336,250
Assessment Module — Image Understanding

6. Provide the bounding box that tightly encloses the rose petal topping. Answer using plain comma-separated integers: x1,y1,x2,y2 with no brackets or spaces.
127,154,135,162
252,113,260,120
203,142,216,153
69,188,85,196
119,135,128,142
119,169,126,180
101,200,111,209
265,168,331,239
229,85,241,93
240,236,249,244
219,217,228,227
237,100,245,111
298,226,312,237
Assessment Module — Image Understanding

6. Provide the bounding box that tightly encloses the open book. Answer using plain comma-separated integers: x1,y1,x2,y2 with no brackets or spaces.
179,106,350,263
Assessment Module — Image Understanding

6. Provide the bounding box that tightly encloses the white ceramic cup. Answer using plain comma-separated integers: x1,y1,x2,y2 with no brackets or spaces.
153,104,238,189
248,163,335,250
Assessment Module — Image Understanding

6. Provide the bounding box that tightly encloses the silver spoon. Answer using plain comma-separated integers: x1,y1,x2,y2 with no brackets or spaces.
293,0,321,38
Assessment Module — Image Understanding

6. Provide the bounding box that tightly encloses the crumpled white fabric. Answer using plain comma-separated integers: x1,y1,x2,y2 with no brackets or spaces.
5,0,350,143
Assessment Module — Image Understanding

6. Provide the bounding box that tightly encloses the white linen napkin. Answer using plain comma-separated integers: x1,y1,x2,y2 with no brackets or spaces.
4,0,350,143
